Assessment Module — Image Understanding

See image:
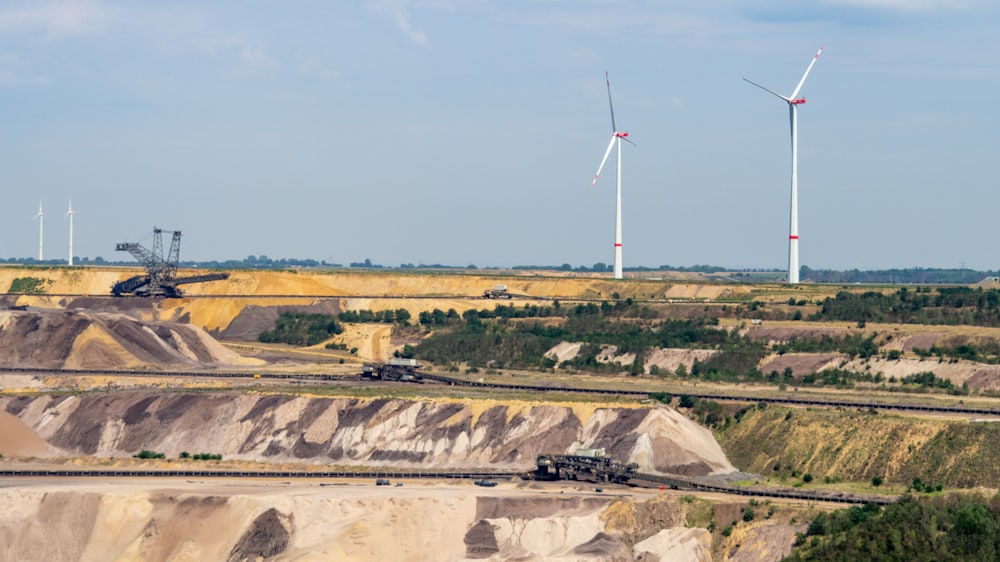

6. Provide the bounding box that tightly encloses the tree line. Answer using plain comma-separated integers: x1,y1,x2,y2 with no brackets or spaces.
787,494,1000,561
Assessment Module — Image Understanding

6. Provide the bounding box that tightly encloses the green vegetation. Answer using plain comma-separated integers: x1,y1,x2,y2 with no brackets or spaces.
897,424,1000,488
684,497,715,529
786,494,1000,561
133,450,165,459
800,266,999,285
718,407,1000,489
414,302,752,372
899,371,968,394
773,333,880,359
916,340,1000,365
259,312,344,346
410,308,992,395
338,308,411,325
8,277,46,294
813,287,1000,327
407,289,1000,382
190,453,223,461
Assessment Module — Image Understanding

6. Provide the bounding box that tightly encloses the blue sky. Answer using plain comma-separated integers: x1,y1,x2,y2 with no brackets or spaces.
1,0,997,270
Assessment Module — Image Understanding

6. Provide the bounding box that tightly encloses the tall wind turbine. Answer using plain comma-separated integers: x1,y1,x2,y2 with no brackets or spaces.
744,47,823,285
591,71,635,280
33,199,44,261
66,198,75,266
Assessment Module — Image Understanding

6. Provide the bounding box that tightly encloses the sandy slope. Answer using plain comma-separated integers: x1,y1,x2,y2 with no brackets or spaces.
0,479,742,562
0,411,53,457
0,309,262,370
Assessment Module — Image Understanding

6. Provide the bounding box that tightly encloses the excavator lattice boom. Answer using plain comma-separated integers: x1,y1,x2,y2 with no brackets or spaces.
111,228,228,298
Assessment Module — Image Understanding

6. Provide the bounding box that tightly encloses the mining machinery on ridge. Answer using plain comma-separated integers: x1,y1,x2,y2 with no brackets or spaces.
111,227,229,298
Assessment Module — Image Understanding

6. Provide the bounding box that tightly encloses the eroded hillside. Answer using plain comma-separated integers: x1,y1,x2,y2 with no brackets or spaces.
0,392,734,476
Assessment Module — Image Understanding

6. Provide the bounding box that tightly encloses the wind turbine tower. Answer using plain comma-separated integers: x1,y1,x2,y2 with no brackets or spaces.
591,71,635,280
66,198,76,266
33,199,44,261
744,47,823,284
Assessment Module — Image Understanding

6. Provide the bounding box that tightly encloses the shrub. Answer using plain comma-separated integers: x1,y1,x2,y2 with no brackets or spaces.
259,312,343,346
8,277,46,294
133,450,165,459
192,453,223,461
650,391,672,405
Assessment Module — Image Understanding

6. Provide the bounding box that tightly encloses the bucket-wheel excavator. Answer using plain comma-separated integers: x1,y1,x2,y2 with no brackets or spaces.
111,228,228,298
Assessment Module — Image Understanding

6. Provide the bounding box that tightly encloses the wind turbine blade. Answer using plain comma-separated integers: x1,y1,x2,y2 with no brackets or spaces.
743,78,790,102
622,136,637,148
605,71,617,132
790,47,823,100
591,135,617,188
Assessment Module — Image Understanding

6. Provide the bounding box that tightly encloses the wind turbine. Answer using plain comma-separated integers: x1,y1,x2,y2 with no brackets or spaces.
744,47,823,285
66,198,75,266
33,199,44,261
591,71,635,280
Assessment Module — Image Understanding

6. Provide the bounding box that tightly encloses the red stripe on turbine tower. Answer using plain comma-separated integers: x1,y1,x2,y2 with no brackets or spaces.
614,243,622,247
789,235,799,240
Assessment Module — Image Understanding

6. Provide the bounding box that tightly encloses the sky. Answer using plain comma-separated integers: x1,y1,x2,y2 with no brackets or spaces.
1,0,997,270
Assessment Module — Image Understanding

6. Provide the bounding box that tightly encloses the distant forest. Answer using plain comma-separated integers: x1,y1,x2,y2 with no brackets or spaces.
1,256,996,284
800,266,999,285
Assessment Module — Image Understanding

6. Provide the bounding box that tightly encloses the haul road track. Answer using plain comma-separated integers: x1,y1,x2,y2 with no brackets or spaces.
4,366,998,418
0,468,895,506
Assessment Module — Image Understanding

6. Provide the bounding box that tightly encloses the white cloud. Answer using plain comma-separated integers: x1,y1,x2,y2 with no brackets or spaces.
241,45,277,69
0,0,110,41
366,0,429,46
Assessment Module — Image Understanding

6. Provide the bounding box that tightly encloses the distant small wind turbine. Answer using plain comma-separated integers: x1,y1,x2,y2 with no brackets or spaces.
33,199,44,261
591,71,636,280
744,47,823,285
66,198,75,266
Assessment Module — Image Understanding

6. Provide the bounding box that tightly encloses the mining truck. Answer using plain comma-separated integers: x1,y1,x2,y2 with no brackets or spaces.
483,284,512,299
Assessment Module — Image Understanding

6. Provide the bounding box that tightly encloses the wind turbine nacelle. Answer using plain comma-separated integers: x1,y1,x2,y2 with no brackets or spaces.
791,98,806,105
614,131,630,138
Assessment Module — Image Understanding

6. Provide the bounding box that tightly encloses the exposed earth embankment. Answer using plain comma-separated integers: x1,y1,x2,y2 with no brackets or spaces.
718,405,1000,488
0,392,734,476
0,309,262,369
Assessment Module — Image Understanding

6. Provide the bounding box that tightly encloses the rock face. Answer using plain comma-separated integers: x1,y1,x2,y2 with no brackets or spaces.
0,309,260,369
0,392,735,475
